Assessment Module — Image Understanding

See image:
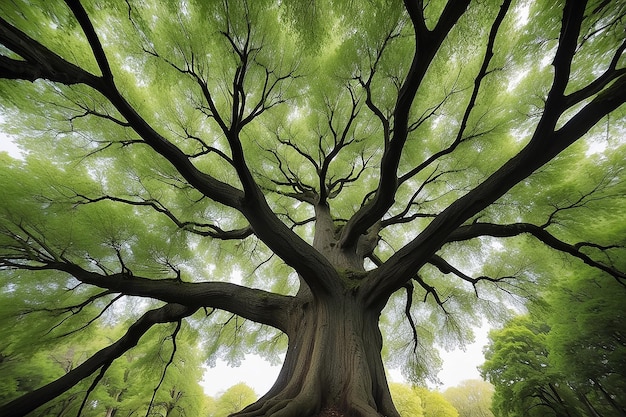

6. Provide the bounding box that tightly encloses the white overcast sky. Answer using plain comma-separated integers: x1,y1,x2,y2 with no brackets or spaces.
0,132,20,158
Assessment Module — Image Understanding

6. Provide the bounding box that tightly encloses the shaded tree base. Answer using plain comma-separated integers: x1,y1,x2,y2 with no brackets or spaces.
230,295,399,417
315,406,348,417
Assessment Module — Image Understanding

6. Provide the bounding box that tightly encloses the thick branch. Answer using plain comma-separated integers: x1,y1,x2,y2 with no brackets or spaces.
368,253,448,313
565,38,626,108
0,303,197,417
64,263,292,331
446,222,625,282
0,17,100,85
550,1,588,98
362,3,626,306
366,99,626,304
0,248,291,330
64,0,114,81
236,172,342,295
339,0,471,250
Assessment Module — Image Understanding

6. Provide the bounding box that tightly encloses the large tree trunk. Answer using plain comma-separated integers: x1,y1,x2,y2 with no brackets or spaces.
234,287,400,417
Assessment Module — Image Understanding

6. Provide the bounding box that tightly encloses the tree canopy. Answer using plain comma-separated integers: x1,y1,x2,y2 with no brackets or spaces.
443,380,494,417
1,0,625,416
207,383,258,417
0,315,209,416
481,269,626,417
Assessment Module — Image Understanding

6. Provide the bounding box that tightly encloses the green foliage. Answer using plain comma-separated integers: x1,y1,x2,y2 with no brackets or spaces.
414,386,459,417
207,382,257,417
390,383,425,417
443,380,494,417
481,272,626,417
390,384,458,417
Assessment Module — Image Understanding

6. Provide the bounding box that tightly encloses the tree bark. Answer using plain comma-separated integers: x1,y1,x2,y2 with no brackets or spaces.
234,289,399,417
104,406,117,417
228,206,400,417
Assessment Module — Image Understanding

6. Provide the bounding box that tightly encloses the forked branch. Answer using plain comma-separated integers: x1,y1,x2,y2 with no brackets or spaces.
364,0,626,305
400,0,512,184
339,0,472,250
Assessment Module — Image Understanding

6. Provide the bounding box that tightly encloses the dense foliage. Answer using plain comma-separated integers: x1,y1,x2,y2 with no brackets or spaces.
443,380,495,417
389,383,460,417
0,318,208,416
481,271,626,417
1,0,625,416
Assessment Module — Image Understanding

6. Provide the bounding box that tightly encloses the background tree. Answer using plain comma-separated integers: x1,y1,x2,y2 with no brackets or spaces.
414,387,459,417
389,383,425,417
1,0,626,416
389,383,459,417
207,383,258,417
481,270,626,417
443,380,494,417
480,317,571,417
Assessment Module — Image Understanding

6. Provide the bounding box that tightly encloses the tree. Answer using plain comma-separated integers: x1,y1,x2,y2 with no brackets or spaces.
546,271,626,416
443,380,494,417
480,316,575,417
481,276,626,417
389,383,425,417
414,387,459,417
1,0,625,416
208,383,258,417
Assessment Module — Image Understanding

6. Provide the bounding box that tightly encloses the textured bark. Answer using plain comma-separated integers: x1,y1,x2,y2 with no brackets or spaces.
235,291,399,417
225,206,400,417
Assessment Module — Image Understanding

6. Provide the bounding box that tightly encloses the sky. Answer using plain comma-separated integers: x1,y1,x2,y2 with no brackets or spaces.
0,133,19,158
